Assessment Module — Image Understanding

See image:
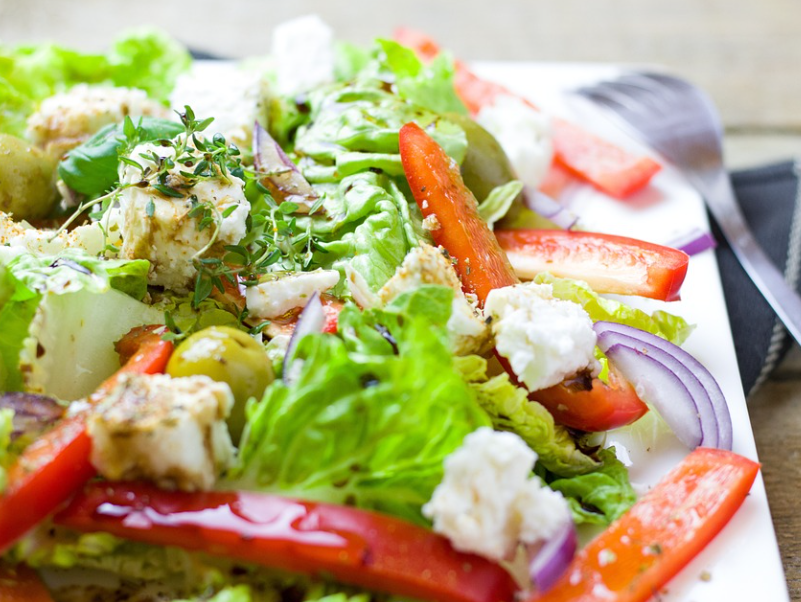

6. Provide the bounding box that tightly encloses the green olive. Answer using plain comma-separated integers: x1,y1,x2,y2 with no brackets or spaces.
0,134,58,220
167,326,274,443
447,113,521,204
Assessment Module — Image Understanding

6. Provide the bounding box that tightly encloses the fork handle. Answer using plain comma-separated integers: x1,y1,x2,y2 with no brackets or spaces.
694,169,801,347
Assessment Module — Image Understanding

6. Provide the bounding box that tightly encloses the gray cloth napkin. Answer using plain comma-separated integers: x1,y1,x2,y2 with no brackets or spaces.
718,160,800,396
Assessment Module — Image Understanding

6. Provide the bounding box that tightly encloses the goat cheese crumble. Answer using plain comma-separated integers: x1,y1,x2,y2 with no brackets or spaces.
485,282,599,391
476,94,553,192
423,427,570,561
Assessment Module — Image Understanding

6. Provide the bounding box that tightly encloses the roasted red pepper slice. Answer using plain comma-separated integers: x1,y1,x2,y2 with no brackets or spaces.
56,482,518,602
399,122,518,305
495,229,689,301
531,448,760,602
0,326,173,553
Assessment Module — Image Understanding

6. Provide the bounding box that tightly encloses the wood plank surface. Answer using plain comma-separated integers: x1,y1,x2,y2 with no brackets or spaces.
1,1,800,599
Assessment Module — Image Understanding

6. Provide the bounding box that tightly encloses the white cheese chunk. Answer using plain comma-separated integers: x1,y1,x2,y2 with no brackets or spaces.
378,244,489,355
484,282,599,391
117,141,250,292
170,64,272,149
423,427,570,561
88,373,235,491
246,269,340,320
476,95,553,192
27,84,168,158
0,211,120,257
272,15,335,96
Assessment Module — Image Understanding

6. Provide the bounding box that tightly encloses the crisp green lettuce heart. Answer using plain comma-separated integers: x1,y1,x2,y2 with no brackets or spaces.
231,288,491,524
534,272,694,345
454,354,600,477
547,447,637,526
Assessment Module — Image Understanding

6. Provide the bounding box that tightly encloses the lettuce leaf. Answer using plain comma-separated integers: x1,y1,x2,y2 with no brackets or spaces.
231,287,490,524
455,355,599,477
534,273,694,345
314,174,417,292
376,39,468,116
477,180,523,227
546,447,636,525
0,251,161,398
0,29,190,137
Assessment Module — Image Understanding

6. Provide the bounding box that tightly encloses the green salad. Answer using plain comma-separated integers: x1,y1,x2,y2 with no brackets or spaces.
0,16,748,602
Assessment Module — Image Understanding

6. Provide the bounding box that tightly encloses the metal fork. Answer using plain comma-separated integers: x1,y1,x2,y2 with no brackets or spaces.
576,72,801,347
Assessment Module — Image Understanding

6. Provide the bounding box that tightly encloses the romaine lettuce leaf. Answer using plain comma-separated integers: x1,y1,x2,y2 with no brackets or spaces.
0,251,161,398
546,447,636,525
477,180,523,227
0,29,190,138
376,39,468,116
534,273,694,345
231,287,490,524
454,355,599,477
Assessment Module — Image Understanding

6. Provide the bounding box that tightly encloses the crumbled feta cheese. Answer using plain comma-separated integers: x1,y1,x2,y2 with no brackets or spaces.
272,15,335,96
117,140,250,292
0,211,120,257
378,244,489,355
88,373,235,491
27,84,168,158
246,269,340,320
423,427,570,561
170,63,271,149
484,282,599,391
476,95,553,191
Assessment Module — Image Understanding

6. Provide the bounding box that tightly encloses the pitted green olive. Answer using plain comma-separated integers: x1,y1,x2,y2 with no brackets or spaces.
0,133,58,220
447,114,520,204
167,326,274,443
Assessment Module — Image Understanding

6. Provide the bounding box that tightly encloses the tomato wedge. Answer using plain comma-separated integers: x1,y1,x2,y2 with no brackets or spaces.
399,122,518,305
0,563,54,602
393,28,661,199
531,364,648,432
55,482,518,602
495,229,689,301
532,447,760,602
0,326,173,554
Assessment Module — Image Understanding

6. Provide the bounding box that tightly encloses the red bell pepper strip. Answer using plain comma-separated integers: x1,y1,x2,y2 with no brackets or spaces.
0,563,54,602
55,482,518,602
393,28,661,199
495,229,689,301
0,326,173,554
399,122,519,305
531,447,760,602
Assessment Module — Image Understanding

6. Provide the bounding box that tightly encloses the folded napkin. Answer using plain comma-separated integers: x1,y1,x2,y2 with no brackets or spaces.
718,160,801,396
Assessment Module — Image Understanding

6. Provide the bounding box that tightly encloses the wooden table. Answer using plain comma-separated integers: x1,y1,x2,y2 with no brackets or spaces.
2,0,800,598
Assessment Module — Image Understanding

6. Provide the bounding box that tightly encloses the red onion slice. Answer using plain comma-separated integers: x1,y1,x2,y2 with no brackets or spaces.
0,393,64,441
527,519,577,594
523,186,578,230
283,292,326,385
253,121,320,214
594,321,732,450
665,228,717,256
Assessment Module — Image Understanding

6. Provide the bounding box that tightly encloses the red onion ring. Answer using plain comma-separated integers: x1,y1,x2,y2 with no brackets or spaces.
594,321,732,450
522,186,578,230
527,518,577,594
283,292,326,384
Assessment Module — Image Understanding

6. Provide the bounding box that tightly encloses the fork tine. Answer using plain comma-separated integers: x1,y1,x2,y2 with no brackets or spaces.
576,82,654,116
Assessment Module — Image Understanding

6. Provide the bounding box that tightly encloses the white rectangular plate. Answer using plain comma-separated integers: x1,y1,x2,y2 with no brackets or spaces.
471,61,788,601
